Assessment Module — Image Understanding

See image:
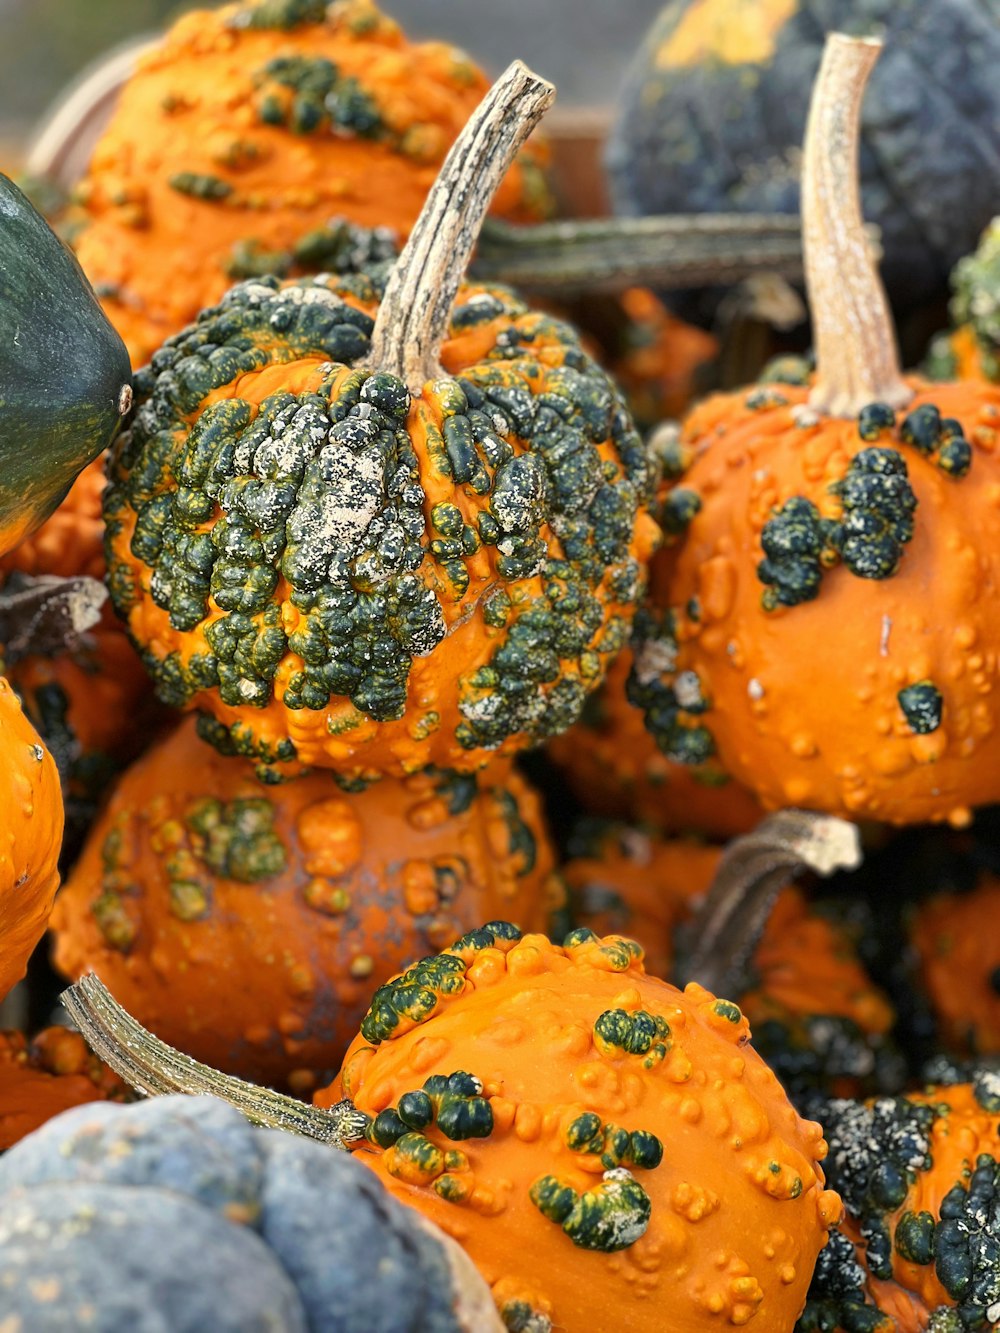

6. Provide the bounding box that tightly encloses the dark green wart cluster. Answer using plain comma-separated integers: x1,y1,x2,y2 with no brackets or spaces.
104,275,651,772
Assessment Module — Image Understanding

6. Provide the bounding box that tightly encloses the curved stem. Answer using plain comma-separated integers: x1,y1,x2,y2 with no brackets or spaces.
473,214,805,294
61,974,369,1148
0,573,107,664
365,60,555,394
676,810,861,996
804,34,912,417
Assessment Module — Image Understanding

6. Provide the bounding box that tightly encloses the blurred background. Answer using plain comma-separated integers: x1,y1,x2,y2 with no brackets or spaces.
0,0,664,150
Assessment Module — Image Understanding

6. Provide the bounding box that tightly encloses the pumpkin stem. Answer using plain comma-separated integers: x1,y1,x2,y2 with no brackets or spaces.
365,60,555,394
61,974,370,1149
0,572,107,665
676,811,861,996
803,34,912,418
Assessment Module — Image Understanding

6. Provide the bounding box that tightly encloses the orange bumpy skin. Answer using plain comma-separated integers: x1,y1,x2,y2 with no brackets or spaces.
0,1027,129,1151
69,0,549,368
0,678,63,1000
565,826,898,1098
910,872,1000,1057
104,275,657,782
817,1077,1000,1332
634,379,1000,825
548,650,763,839
51,718,555,1086
318,924,841,1332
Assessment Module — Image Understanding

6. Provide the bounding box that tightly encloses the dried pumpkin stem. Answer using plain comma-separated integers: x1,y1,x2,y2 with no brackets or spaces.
803,34,912,418
677,810,861,996
62,974,369,1148
474,213,805,294
365,60,555,394
0,572,107,664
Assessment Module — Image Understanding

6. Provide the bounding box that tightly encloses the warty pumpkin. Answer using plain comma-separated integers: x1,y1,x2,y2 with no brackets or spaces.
565,822,900,1099
926,217,1000,386
606,0,1000,326
103,64,658,783
51,715,555,1086
610,287,719,432
0,1026,129,1152
547,648,763,839
0,677,63,1001
66,0,550,368
0,1094,502,1331
909,870,1000,1061
0,174,131,559
630,34,1000,826
801,1074,1000,1332
58,924,842,1333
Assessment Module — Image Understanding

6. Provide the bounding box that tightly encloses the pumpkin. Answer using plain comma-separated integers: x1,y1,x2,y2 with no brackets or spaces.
803,1075,1000,1332
629,34,1000,826
0,174,131,559
0,1094,502,1331
51,715,555,1086
610,288,719,431
0,1026,129,1152
909,871,1000,1060
67,0,550,368
312,922,842,1332
103,64,658,783
925,217,1000,385
606,0,1000,325
547,649,763,839
0,677,63,1001
565,822,900,1099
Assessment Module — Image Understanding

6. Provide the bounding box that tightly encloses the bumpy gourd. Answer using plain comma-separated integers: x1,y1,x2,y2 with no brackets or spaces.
611,288,718,431
51,717,555,1085
607,0,1000,324
547,649,762,838
631,35,1000,826
0,1094,502,1331
316,922,842,1332
565,823,900,1098
926,217,1000,385
0,175,131,558
909,872,1000,1059
0,678,63,1000
68,0,549,368
802,1076,1000,1332
0,1027,128,1151
103,66,657,782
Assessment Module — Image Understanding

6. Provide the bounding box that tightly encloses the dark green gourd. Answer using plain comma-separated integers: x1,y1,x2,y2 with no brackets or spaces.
0,174,131,556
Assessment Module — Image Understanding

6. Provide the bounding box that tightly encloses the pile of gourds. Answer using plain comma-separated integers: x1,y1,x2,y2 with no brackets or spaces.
1,1,1000,1330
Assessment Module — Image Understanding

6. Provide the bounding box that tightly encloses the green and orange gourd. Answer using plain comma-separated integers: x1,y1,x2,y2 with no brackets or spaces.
101,61,658,784
629,34,1000,826
66,0,550,368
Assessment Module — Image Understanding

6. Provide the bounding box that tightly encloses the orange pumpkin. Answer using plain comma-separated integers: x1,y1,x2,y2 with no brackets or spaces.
631,36,1000,827
317,923,842,1332
909,871,1000,1058
0,1026,129,1152
102,66,656,783
812,1077,1000,1332
0,677,63,1001
51,717,556,1086
611,288,718,431
565,823,899,1098
69,0,549,368
547,649,763,838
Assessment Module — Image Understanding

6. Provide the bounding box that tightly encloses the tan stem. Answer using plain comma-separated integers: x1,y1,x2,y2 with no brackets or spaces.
0,573,107,663
803,34,912,417
62,974,369,1148
365,60,555,394
677,810,861,996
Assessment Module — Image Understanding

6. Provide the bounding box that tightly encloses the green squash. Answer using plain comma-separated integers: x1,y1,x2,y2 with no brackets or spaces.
0,173,130,556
